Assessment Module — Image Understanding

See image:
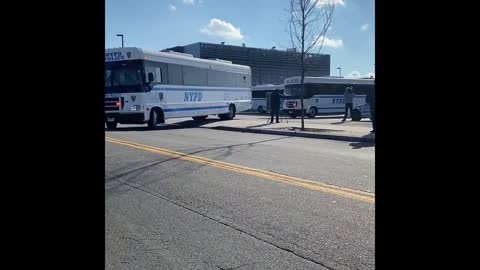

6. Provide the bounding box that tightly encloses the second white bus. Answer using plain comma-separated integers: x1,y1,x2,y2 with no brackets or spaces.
282,76,375,119
251,84,284,113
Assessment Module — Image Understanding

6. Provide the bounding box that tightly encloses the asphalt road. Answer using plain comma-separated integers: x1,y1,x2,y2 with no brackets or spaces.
105,125,375,269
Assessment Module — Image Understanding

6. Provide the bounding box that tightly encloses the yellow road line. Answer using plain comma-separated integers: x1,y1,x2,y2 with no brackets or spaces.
105,136,375,204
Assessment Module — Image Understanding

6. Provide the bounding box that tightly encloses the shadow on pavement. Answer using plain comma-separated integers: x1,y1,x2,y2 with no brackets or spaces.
349,134,375,149
349,142,375,149
105,118,225,132
331,120,371,124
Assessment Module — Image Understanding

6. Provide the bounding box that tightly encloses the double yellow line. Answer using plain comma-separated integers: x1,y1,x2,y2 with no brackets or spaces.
105,137,375,204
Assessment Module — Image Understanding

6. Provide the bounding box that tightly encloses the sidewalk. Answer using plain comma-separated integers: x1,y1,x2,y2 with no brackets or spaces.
199,115,375,143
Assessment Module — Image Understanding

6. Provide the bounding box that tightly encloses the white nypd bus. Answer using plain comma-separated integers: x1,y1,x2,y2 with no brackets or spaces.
282,76,375,119
251,84,284,113
105,47,252,129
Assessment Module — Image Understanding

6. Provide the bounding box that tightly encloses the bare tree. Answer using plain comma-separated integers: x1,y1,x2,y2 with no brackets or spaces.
287,0,334,130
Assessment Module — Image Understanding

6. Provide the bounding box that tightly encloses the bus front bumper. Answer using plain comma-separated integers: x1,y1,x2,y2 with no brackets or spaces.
283,109,305,114
105,112,145,124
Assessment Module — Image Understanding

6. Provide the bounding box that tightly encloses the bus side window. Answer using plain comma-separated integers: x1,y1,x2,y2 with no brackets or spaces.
183,66,207,86
335,84,346,95
147,72,154,83
155,68,162,83
168,64,183,85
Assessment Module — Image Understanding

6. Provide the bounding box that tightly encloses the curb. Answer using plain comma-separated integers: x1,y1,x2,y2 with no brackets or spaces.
237,113,344,119
209,126,375,143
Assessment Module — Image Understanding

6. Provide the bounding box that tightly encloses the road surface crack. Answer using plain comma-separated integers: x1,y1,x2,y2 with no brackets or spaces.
216,262,256,270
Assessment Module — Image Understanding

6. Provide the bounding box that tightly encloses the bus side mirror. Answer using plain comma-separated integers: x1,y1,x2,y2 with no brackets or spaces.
148,72,154,83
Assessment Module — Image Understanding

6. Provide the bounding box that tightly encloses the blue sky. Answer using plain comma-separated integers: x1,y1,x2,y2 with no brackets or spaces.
106,0,375,78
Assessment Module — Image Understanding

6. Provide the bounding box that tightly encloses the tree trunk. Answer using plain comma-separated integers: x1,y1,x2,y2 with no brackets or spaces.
300,5,306,131
300,58,305,130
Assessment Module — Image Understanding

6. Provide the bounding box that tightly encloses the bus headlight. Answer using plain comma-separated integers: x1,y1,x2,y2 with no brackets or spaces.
129,105,141,111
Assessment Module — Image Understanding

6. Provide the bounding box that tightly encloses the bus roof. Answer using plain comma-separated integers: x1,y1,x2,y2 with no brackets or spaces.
284,76,374,85
105,47,251,74
251,84,284,90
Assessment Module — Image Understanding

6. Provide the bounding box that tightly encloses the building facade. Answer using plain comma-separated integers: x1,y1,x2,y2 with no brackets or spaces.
163,42,330,86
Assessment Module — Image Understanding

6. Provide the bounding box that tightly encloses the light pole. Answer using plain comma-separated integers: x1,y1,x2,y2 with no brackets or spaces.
337,67,342,77
116,34,124,48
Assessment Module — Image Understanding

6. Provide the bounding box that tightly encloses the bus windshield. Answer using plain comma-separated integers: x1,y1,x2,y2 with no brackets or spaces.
105,60,146,93
284,84,302,97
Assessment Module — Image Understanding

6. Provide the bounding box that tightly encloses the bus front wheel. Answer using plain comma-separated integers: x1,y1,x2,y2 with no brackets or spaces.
148,108,165,129
289,113,297,119
307,107,317,119
220,104,236,120
106,122,117,130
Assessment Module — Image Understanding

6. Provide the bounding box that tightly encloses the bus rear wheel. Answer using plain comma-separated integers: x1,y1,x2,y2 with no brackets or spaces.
258,106,265,114
219,104,236,120
289,113,297,118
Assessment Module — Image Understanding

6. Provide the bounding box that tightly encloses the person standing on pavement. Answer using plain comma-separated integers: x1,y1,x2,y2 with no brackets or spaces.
342,86,356,122
366,86,375,133
270,89,284,123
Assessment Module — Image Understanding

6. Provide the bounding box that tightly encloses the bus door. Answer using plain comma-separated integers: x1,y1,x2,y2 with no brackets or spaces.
266,92,272,112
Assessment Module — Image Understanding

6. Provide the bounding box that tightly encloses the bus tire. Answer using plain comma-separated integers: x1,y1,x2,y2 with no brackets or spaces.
352,109,362,121
193,116,208,121
258,106,265,114
148,108,164,129
231,104,236,118
289,113,297,118
307,107,317,119
220,104,236,120
106,122,117,130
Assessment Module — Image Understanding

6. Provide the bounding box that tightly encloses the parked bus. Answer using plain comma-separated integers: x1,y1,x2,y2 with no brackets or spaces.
251,84,284,113
282,76,375,119
105,47,252,129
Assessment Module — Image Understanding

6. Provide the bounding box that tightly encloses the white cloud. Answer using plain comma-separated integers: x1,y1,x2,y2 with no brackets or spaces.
348,71,361,78
316,36,343,48
201,18,244,41
169,4,177,11
345,71,375,78
361,24,369,31
317,0,346,7
182,0,195,5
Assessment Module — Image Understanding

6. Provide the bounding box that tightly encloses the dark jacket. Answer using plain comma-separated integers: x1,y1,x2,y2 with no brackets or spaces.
270,90,283,110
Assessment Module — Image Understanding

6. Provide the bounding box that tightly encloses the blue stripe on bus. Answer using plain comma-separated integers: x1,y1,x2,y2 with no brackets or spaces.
164,106,228,112
155,88,248,92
